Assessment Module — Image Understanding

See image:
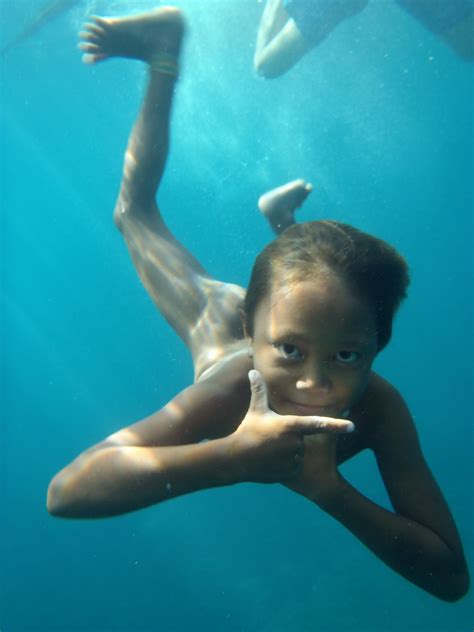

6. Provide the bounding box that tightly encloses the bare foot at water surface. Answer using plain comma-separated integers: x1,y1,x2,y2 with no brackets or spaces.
78,6,185,64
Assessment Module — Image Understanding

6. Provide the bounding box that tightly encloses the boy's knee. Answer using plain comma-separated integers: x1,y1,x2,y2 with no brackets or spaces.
253,53,267,78
113,202,126,233
253,54,281,79
113,196,139,233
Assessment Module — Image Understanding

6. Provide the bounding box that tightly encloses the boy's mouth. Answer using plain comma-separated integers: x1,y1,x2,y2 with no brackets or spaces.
284,400,337,416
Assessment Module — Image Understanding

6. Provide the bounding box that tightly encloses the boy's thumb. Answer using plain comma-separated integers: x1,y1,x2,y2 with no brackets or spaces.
248,370,269,413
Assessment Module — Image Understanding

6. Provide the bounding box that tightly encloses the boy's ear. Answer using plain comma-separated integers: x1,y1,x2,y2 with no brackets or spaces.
239,308,252,341
239,309,254,359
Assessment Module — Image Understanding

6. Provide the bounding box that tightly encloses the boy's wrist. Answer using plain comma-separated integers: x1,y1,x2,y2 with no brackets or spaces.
222,433,252,485
309,471,347,509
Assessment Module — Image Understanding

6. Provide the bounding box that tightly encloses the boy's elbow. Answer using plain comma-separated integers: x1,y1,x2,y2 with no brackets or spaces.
444,572,469,602
47,470,83,518
46,449,109,518
436,566,470,602
46,475,69,517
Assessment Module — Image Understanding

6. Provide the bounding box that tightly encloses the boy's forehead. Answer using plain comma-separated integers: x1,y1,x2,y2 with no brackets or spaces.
262,277,377,339
270,275,362,309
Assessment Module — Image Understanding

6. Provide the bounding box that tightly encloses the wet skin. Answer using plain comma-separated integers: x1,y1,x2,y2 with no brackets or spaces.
249,273,378,419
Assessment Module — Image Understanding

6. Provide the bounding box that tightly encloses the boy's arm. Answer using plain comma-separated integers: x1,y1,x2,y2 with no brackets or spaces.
290,374,469,602
47,365,353,519
46,366,249,519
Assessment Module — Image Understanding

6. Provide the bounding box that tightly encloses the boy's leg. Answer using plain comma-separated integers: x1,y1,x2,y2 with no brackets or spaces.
79,7,245,380
258,179,313,234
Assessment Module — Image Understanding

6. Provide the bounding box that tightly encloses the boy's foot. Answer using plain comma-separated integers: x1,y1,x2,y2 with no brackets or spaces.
258,179,313,234
78,6,185,65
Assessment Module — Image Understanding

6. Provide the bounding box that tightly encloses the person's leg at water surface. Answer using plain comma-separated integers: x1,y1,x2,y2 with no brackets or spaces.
396,0,474,61
254,0,368,78
79,7,246,381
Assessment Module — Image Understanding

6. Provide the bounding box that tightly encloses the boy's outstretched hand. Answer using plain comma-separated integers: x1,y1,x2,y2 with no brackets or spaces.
228,370,353,484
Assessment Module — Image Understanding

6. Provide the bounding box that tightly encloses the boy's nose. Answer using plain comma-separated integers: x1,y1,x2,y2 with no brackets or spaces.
295,363,331,392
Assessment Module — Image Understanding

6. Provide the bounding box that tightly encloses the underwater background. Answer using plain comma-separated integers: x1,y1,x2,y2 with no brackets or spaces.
1,1,473,630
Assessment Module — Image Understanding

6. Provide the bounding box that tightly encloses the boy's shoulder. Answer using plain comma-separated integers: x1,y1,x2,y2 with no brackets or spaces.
197,346,251,383
350,371,410,447
194,347,253,437
362,371,405,410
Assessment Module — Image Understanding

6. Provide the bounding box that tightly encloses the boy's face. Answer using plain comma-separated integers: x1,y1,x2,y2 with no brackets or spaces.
249,274,378,417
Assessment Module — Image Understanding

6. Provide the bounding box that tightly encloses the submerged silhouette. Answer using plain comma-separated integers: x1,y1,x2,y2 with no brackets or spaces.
1,0,81,56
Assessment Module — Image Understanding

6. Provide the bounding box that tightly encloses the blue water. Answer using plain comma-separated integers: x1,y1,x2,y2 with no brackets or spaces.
1,1,473,630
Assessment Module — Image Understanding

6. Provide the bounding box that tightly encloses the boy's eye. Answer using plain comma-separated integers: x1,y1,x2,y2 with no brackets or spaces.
274,343,304,361
336,350,361,364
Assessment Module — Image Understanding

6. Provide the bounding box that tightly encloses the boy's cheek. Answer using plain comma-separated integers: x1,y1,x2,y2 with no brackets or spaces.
347,373,372,406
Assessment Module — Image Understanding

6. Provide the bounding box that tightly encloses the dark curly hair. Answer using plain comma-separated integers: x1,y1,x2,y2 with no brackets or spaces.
244,221,409,352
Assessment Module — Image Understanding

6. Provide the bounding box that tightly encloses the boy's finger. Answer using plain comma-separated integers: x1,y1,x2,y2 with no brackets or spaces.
286,416,355,435
248,370,269,414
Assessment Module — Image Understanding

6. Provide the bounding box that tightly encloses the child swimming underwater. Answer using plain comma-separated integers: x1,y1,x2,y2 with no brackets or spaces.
47,6,469,602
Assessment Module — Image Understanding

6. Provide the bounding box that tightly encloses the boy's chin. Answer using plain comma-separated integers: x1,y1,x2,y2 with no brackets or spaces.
270,399,345,418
